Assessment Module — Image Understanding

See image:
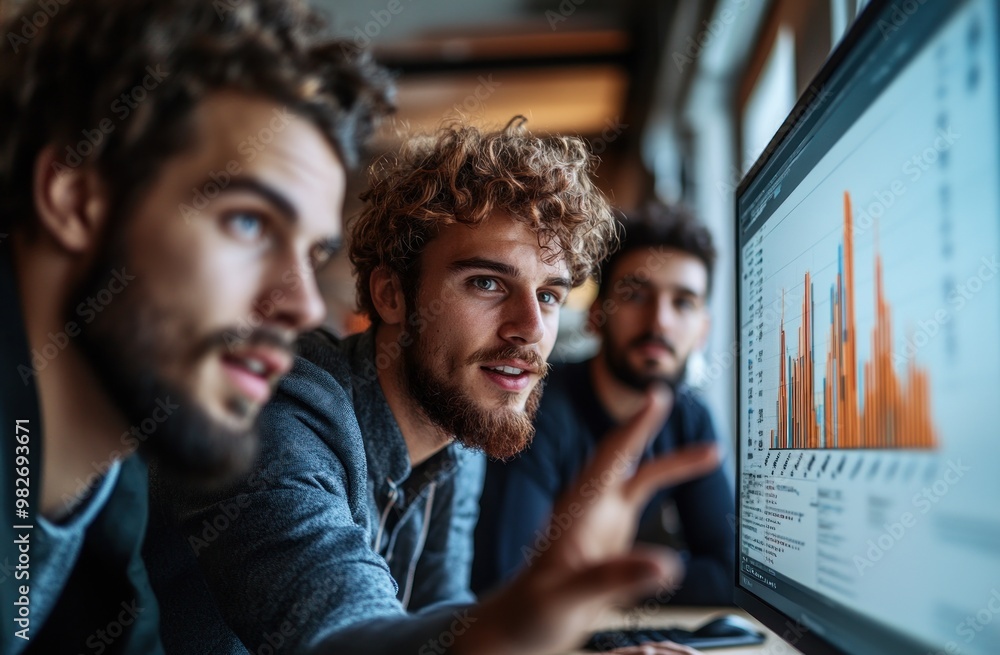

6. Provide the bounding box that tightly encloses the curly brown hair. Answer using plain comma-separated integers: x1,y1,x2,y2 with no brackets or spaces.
0,0,393,234
351,117,619,322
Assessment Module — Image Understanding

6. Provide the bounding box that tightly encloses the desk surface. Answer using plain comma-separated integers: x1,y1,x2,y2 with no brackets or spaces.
565,605,800,655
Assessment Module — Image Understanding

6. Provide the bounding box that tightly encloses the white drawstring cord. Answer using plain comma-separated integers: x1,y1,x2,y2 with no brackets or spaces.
373,482,398,553
400,481,436,610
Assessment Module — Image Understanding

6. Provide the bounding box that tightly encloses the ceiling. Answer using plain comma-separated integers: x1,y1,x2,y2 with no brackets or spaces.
309,0,680,326
313,0,654,156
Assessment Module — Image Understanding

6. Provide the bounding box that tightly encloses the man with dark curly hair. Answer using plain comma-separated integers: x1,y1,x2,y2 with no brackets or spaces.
0,0,389,652
156,118,719,655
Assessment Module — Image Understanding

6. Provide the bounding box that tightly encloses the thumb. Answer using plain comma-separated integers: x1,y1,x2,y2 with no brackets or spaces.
624,442,721,504
590,389,671,481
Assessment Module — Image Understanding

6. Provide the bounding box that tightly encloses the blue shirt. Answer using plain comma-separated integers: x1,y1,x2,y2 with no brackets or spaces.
1,244,163,655
473,359,736,605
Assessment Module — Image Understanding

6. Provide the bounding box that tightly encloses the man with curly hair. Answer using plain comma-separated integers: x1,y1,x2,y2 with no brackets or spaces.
155,118,719,655
0,0,389,652
474,203,736,606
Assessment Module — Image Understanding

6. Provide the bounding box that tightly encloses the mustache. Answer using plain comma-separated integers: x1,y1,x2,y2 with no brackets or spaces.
629,334,676,356
468,345,550,375
198,327,296,359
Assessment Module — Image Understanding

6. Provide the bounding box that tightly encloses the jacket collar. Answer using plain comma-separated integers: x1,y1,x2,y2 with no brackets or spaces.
341,329,412,489
341,329,464,503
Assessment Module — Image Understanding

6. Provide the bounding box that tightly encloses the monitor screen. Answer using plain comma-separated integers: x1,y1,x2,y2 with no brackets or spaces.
735,1,1000,653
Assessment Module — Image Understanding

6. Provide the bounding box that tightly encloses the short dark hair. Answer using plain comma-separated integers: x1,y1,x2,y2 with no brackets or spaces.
0,0,393,234
597,201,717,297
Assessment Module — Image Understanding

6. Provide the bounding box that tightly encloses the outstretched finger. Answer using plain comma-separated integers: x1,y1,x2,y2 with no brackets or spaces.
623,443,721,505
587,389,671,483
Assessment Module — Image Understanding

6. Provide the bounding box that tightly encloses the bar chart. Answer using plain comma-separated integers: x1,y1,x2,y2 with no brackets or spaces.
772,191,938,450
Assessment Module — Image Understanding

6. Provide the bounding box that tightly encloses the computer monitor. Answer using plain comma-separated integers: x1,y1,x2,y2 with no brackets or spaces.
735,1,1000,653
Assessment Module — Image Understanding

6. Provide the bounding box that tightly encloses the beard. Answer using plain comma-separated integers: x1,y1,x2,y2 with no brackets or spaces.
69,234,283,485
402,335,549,461
603,331,688,392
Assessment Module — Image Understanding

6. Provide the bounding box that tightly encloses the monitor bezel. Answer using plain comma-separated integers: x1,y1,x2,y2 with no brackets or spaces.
730,1,965,653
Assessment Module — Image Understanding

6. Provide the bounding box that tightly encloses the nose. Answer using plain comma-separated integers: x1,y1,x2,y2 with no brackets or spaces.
651,294,676,336
267,257,327,333
498,289,545,346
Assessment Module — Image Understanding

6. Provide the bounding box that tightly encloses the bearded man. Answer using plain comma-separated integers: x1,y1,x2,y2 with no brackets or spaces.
149,122,719,655
0,0,389,652
474,203,736,606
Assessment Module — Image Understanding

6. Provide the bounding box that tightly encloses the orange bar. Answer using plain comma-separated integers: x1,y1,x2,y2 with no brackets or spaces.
778,191,937,451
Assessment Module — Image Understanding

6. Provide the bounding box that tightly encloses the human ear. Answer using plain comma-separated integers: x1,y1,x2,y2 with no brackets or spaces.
32,146,108,253
369,267,406,326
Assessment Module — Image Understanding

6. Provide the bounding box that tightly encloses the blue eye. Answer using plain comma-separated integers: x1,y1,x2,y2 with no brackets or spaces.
539,290,559,305
473,277,499,292
226,212,264,241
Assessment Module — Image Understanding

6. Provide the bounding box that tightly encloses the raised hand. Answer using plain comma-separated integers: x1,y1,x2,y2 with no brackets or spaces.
456,388,721,655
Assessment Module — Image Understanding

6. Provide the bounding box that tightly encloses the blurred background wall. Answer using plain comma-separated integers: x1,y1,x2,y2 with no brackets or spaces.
316,0,876,446
0,0,875,448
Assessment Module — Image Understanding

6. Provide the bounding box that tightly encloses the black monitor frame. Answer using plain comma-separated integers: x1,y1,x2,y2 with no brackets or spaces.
732,0,994,653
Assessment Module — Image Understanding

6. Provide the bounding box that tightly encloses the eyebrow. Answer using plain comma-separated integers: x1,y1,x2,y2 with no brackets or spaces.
449,257,571,289
673,285,702,299
620,275,703,298
215,177,299,225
